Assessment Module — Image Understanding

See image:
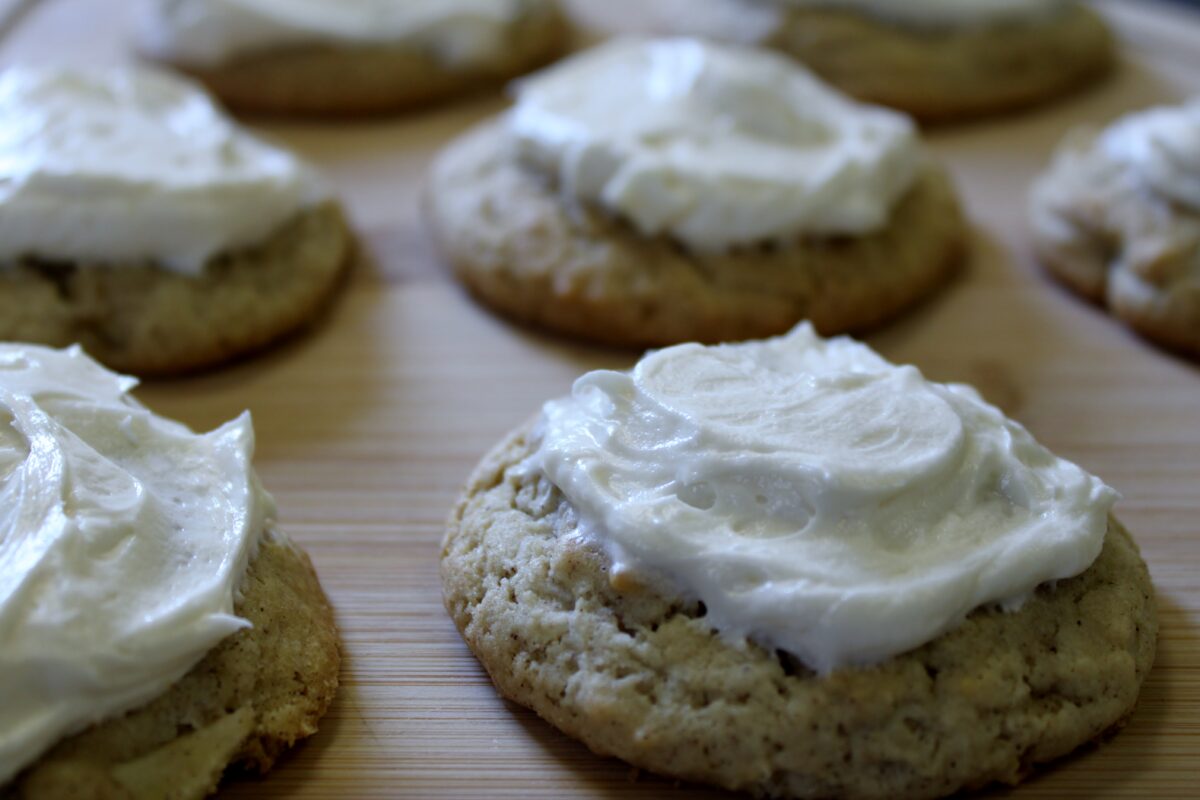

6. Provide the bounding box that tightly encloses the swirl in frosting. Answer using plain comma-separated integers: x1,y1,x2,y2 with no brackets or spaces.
534,325,1116,673
0,345,270,783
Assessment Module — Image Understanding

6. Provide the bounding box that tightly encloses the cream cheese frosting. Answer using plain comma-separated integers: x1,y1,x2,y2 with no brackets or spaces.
1101,98,1200,211
509,37,921,252
138,0,533,67
533,324,1116,673
0,66,320,274
0,345,271,784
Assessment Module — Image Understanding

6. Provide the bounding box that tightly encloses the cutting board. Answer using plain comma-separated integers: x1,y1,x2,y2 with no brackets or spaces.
1,1,1197,796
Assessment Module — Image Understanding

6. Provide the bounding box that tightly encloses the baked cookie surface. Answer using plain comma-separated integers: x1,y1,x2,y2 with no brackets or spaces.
165,1,568,116
676,0,1113,122
441,424,1158,800
0,201,352,376
1031,134,1200,358
426,121,965,348
727,2,1113,122
657,0,1113,122
6,530,340,800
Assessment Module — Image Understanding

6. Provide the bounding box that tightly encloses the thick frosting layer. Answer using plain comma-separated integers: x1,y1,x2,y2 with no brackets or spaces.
0,345,271,783
1101,98,1200,210
534,325,1116,673
0,67,319,274
138,0,531,67
766,0,1071,29
509,38,920,251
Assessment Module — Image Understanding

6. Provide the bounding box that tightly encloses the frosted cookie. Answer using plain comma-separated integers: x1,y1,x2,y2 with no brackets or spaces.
0,67,351,375
442,325,1157,799
137,0,568,116
644,0,1114,122
426,38,965,348
0,345,340,800
1031,99,1200,357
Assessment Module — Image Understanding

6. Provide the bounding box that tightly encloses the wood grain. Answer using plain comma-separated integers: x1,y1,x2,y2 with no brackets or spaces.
2,1,1198,797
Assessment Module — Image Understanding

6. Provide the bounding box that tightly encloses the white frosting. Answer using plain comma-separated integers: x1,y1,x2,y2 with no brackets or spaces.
765,0,1071,29
0,345,271,784
1101,98,1200,211
0,67,320,274
138,0,531,67
534,325,1116,673
509,38,920,251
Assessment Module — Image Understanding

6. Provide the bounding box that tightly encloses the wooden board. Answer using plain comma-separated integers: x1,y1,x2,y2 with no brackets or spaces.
2,1,1198,796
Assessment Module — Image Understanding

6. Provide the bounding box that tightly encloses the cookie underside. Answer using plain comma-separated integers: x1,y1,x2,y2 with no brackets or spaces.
426,121,966,348
166,3,567,116
0,201,352,376
6,530,341,800
441,424,1158,800
767,3,1114,123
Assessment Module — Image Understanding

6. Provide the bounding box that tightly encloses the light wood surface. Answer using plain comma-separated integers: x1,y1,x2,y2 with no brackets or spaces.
3,1,1199,797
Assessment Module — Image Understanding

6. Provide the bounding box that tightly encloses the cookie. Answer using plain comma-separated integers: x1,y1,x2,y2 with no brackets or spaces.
151,2,568,117
6,529,341,800
1031,130,1200,358
662,1,1114,123
441,422,1157,799
0,202,352,376
425,120,965,348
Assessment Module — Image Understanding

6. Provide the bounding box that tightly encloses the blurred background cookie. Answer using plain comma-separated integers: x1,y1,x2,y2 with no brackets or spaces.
0,66,352,375
136,0,569,116
1031,98,1200,358
594,0,1114,122
426,38,965,347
